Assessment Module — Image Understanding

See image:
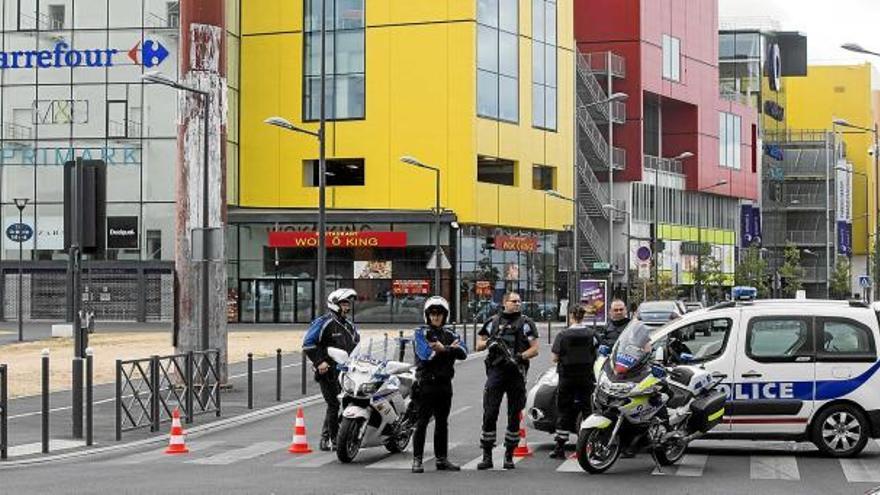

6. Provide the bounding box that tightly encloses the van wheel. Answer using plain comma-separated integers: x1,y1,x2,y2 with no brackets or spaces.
812,404,869,457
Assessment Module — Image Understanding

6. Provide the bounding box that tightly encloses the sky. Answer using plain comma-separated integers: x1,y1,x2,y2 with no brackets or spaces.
718,0,880,87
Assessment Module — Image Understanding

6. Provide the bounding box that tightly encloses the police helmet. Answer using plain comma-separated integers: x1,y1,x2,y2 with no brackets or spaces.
423,296,450,326
328,288,357,313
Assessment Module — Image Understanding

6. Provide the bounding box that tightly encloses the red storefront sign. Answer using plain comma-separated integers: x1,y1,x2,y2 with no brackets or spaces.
495,235,539,252
392,280,430,295
475,280,493,297
269,231,408,248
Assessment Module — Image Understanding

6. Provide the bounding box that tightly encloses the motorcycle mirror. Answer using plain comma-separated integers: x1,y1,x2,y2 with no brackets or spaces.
327,347,350,364
679,352,694,363
653,345,665,363
598,345,611,357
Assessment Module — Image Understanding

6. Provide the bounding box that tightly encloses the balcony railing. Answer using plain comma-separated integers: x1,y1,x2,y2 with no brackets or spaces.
643,155,684,175
582,51,626,79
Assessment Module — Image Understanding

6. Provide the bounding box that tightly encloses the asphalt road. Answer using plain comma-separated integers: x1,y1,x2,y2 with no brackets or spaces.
3,342,880,495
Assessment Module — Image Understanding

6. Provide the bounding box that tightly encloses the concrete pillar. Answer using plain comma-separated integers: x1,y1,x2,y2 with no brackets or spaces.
175,0,228,380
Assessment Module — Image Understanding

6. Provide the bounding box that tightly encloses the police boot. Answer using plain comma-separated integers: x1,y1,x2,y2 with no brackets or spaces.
319,436,332,452
411,456,424,474
503,446,516,470
549,438,566,459
436,457,460,471
476,448,494,470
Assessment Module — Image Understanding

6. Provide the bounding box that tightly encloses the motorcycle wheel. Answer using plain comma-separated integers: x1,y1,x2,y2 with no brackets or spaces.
576,427,621,474
336,417,366,463
385,421,413,453
653,439,687,466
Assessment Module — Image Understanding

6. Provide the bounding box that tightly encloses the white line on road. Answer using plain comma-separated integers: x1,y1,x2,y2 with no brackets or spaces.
187,441,287,466
461,447,526,471
7,439,85,458
102,440,225,465
556,454,581,472
275,451,339,468
750,455,800,480
652,454,708,477
449,406,472,418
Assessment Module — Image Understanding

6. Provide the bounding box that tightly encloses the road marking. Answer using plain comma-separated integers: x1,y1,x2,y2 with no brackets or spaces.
652,454,708,477
187,441,286,466
275,451,339,468
103,441,225,465
556,454,581,472
449,406,472,418
7,439,85,457
462,447,526,471
365,443,461,470
750,455,800,480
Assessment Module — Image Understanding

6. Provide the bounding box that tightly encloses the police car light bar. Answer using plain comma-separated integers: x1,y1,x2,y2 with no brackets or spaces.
731,286,757,301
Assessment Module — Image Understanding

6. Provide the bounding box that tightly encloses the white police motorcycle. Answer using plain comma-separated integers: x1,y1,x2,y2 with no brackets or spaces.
327,345,416,463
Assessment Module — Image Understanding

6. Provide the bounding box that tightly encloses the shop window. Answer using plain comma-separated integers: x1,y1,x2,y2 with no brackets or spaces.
304,158,365,186
146,229,162,260
478,156,516,186
166,2,180,28
48,4,64,30
18,0,37,30
532,165,555,191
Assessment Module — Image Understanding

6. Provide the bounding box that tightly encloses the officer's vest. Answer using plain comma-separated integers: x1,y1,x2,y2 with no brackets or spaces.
490,314,528,354
559,328,596,373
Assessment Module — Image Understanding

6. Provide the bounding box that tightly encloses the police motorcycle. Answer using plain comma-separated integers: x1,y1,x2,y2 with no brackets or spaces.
327,343,416,463
576,322,726,474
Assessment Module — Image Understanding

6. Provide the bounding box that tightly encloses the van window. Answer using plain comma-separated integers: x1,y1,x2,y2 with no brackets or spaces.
817,319,876,362
658,318,732,363
747,317,813,362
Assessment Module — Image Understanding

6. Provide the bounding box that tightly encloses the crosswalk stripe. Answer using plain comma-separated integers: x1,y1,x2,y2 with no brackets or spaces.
8,439,85,457
104,441,225,465
750,455,800,480
652,454,708,477
365,443,462,470
275,451,339,468
461,447,526,471
556,455,581,472
841,458,880,483
449,406,472,418
188,441,286,466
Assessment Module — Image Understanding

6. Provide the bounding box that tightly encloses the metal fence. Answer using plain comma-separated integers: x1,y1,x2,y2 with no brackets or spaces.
1,363,6,460
115,349,221,440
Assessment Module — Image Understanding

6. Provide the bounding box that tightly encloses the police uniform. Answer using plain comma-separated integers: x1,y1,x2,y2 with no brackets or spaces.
302,311,360,448
478,311,539,460
412,325,468,468
600,316,629,348
550,323,597,454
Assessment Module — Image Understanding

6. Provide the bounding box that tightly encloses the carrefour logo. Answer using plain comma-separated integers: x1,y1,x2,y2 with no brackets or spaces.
0,39,169,70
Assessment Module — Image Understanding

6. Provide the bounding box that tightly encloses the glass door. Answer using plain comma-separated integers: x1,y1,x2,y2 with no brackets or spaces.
277,280,295,323
295,280,315,323
239,280,256,323
257,280,275,323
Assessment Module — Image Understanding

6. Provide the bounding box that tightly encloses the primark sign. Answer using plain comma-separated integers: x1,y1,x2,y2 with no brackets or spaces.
0,39,169,70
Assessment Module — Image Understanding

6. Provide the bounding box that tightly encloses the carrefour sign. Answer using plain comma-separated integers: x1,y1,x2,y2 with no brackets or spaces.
0,39,169,70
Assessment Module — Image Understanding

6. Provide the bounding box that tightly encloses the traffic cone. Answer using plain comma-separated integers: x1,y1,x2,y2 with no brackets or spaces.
512,411,533,457
288,406,313,454
164,407,189,454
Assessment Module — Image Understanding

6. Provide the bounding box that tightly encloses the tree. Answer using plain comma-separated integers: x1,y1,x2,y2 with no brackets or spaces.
735,245,769,298
657,272,679,300
829,256,852,300
778,243,805,298
702,256,728,304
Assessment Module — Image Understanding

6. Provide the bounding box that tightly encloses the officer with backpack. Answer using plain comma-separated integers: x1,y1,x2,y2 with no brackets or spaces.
475,291,539,470
410,296,467,473
549,304,598,458
302,288,360,451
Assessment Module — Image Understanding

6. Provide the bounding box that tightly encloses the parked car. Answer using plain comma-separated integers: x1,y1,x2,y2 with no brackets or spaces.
684,301,704,313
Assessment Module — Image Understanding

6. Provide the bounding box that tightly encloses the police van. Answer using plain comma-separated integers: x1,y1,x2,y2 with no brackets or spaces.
648,290,880,457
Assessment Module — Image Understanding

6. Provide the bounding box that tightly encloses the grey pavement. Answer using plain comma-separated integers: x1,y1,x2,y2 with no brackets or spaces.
4,331,880,494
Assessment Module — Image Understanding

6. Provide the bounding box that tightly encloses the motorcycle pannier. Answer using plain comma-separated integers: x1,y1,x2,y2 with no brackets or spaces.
688,390,726,432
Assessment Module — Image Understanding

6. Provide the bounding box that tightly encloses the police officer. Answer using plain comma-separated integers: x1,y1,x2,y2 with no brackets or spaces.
600,298,630,348
549,304,597,458
302,288,360,451
410,296,467,473
475,291,539,470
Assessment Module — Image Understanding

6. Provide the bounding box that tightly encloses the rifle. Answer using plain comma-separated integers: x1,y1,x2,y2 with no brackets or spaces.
486,337,525,377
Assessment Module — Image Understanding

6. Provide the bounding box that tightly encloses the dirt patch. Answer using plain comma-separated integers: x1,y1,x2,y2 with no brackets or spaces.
0,329,393,398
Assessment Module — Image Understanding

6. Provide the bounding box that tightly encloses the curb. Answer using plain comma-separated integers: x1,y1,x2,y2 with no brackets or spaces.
1,350,489,469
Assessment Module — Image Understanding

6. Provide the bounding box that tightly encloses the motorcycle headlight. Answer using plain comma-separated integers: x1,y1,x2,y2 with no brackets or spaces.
599,376,636,397
359,381,381,395
342,375,356,394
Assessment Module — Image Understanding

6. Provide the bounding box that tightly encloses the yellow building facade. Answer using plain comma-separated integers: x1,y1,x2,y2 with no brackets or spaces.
785,64,878,256
230,1,575,324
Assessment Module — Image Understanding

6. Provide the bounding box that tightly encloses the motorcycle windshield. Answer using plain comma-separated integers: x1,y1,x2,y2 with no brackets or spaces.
610,322,653,376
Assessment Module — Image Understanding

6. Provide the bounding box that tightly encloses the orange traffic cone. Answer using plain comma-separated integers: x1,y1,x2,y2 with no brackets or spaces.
512,411,533,457
164,407,189,454
288,406,313,454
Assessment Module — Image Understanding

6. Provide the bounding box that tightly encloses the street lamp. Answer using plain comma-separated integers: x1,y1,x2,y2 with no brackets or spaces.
602,203,631,288
399,156,443,295
842,43,880,57
13,198,28,342
143,70,213,351
545,190,577,310
694,179,728,304
652,151,694,297
582,92,629,109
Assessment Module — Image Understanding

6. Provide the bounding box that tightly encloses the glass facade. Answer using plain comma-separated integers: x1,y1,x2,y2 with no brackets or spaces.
0,0,180,263
531,0,556,130
477,0,518,122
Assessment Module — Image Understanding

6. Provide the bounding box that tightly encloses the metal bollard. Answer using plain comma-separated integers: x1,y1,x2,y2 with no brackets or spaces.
398,330,405,361
150,355,160,432
72,357,83,439
276,349,282,402
301,351,307,396
215,350,222,417
247,353,254,410
185,351,194,424
85,348,93,447
115,359,122,441
1,363,7,460
42,349,49,454
547,319,552,345
383,333,389,359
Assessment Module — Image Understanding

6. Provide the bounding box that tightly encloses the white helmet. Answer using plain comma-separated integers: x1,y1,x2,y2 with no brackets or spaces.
423,296,450,325
328,288,357,313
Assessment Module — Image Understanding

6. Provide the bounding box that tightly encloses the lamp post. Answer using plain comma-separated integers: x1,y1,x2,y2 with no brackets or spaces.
603,203,631,290
13,198,28,342
142,71,212,351
695,180,728,303
545,190,577,308
400,156,443,294
653,151,693,297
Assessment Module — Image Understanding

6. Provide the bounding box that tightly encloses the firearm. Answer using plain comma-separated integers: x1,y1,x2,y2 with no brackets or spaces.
486,337,524,375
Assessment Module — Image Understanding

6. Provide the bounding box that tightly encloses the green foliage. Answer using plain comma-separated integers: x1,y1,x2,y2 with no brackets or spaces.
829,257,852,300
735,245,769,298
778,243,804,298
